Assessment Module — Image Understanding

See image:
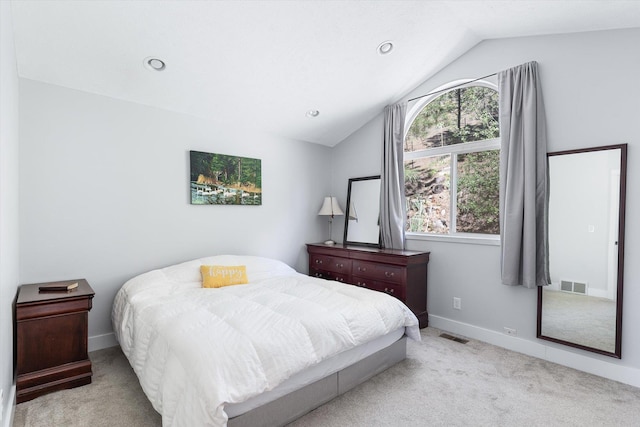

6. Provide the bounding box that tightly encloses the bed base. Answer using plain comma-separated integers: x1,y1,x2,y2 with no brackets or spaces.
228,336,407,427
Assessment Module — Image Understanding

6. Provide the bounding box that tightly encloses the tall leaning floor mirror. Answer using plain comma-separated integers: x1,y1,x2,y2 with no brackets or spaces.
537,144,627,358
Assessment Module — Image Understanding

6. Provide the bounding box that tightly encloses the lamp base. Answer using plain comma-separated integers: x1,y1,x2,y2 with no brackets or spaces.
324,240,336,245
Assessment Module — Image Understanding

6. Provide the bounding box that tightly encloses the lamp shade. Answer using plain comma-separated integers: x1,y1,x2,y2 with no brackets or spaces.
318,196,344,216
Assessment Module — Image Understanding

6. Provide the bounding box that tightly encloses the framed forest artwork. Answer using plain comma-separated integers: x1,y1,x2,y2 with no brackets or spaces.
190,150,262,205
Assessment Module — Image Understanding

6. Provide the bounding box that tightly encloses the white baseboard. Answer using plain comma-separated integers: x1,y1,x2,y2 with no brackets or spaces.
88,332,118,352
2,385,15,427
587,288,610,299
429,315,640,389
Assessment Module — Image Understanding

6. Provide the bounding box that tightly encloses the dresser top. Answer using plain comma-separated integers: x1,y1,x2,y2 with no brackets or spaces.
307,243,430,258
17,279,94,305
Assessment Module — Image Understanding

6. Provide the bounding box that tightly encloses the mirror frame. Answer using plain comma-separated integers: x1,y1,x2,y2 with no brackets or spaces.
537,143,627,358
343,175,381,248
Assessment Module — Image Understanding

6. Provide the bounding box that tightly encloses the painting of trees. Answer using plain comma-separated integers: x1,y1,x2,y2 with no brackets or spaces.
190,150,262,205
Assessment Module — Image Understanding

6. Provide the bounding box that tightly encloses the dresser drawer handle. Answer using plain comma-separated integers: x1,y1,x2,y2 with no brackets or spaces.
315,259,323,264
357,281,366,287
357,266,366,272
384,271,394,278
384,287,394,294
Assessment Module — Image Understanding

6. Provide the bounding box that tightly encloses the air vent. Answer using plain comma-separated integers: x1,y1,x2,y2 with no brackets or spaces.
560,279,588,295
439,333,469,344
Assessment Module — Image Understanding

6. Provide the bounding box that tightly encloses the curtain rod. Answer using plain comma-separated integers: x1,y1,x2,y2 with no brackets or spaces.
407,72,498,103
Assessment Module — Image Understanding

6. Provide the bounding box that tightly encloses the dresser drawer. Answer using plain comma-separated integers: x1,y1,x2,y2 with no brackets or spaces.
310,254,352,275
310,269,349,283
352,261,403,284
352,276,405,300
332,272,349,283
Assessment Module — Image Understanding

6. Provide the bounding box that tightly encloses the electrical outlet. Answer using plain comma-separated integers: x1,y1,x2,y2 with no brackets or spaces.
504,327,517,336
453,297,461,310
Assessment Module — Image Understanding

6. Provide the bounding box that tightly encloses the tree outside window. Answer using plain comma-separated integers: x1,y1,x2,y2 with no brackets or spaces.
404,85,500,235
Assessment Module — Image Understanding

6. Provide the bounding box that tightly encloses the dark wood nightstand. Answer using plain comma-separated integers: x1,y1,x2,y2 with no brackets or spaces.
15,279,95,403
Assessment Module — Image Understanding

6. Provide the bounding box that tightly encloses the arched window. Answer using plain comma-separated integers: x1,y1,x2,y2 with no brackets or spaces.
404,83,499,236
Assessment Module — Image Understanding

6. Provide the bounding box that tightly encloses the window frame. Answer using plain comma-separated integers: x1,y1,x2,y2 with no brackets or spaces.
404,79,500,245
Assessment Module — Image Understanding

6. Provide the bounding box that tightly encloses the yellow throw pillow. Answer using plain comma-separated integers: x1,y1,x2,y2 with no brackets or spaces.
201,265,248,288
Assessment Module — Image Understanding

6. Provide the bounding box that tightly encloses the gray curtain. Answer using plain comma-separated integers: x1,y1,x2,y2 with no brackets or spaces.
498,61,550,288
380,103,407,250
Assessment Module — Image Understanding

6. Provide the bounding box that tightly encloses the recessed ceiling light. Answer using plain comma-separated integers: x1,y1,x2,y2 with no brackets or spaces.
377,41,394,55
306,110,320,118
144,57,166,71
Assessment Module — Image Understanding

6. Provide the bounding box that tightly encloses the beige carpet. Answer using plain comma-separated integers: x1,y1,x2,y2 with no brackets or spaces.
13,327,640,426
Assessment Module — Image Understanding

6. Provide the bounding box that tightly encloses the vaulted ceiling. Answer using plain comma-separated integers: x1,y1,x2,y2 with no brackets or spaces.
10,1,640,146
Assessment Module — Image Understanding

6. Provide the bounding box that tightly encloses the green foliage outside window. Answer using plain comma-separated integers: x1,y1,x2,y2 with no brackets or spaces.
405,86,499,151
405,86,499,235
457,150,500,234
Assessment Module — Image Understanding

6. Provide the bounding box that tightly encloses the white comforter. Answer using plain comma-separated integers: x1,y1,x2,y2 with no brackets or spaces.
112,255,420,427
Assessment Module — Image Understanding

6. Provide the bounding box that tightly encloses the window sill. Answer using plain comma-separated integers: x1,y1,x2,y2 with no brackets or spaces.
406,232,500,246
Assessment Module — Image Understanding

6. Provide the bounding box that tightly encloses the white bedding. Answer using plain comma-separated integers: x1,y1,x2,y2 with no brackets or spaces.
112,255,420,427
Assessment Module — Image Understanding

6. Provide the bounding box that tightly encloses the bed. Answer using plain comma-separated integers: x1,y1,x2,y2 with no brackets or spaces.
112,255,420,426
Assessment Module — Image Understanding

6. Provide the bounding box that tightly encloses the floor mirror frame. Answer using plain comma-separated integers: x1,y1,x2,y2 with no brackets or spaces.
536,143,627,359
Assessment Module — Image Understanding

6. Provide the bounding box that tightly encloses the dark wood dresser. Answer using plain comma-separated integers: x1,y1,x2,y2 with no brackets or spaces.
15,279,94,403
306,243,430,328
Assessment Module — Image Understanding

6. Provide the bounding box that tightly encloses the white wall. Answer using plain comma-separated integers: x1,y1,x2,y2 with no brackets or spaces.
331,28,640,386
0,1,20,424
330,113,385,242
19,79,331,347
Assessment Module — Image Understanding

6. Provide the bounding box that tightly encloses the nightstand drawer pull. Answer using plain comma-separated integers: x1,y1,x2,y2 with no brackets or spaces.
384,287,394,294
315,259,323,264
384,271,394,278
357,266,366,272
336,263,344,268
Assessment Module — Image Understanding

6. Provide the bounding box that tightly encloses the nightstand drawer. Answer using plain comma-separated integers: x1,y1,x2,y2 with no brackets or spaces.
16,297,92,321
352,261,403,284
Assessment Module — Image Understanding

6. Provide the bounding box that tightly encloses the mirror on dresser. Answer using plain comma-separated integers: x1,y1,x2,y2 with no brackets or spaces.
537,144,627,358
343,175,381,247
